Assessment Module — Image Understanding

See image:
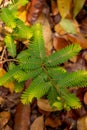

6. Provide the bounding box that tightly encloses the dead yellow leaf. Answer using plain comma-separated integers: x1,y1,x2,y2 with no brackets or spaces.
0,0,3,5
18,10,27,22
4,82,14,93
0,68,6,77
0,68,14,93
30,116,44,130
57,0,72,18
73,0,85,17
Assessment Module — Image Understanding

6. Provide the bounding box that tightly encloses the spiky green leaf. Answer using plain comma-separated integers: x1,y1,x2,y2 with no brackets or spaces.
14,81,25,92
4,35,16,57
21,73,50,104
45,44,81,67
29,23,46,60
13,19,33,39
0,67,19,86
58,70,87,88
19,57,42,70
14,68,42,82
1,8,16,28
48,86,58,107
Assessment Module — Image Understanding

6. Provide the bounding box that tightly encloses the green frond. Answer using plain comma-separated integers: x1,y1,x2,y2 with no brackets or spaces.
1,7,16,28
63,93,81,110
45,44,81,67
21,73,50,104
48,67,66,82
48,86,58,108
58,87,81,110
0,67,19,86
14,68,42,82
22,82,51,104
52,100,63,110
19,57,42,70
58,70,87,88
4,35,16,58
14,81,25,92
8,62,17,70
29,23,46,60
13,19,33,39
17,49,31,61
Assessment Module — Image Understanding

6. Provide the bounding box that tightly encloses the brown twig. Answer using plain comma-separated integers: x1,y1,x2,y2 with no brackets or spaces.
0,58,18,64
0,46,6,61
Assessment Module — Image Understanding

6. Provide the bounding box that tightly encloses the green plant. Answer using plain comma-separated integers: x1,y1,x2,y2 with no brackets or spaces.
0,22,87,110
0,0,87,111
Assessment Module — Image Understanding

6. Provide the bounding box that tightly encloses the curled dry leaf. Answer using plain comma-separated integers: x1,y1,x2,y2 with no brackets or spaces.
77,115,87,130
30,116,44,130
37,99,57,112
14,102,31,130
0,111,11,130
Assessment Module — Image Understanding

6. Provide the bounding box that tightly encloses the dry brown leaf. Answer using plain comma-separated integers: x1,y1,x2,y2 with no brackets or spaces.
64,34,87,49
14,102,31,130
53,35,69,51
54,23,65,35
0,68,14,93
0,111,10,130
30,116,44,130
77,115,87,130
3,125,12,130
45,117,61,128
84,92,87,105
69,56,78,63
37,99,57,112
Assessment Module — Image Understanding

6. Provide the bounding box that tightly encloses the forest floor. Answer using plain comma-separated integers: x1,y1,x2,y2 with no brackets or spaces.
0,0,87,130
